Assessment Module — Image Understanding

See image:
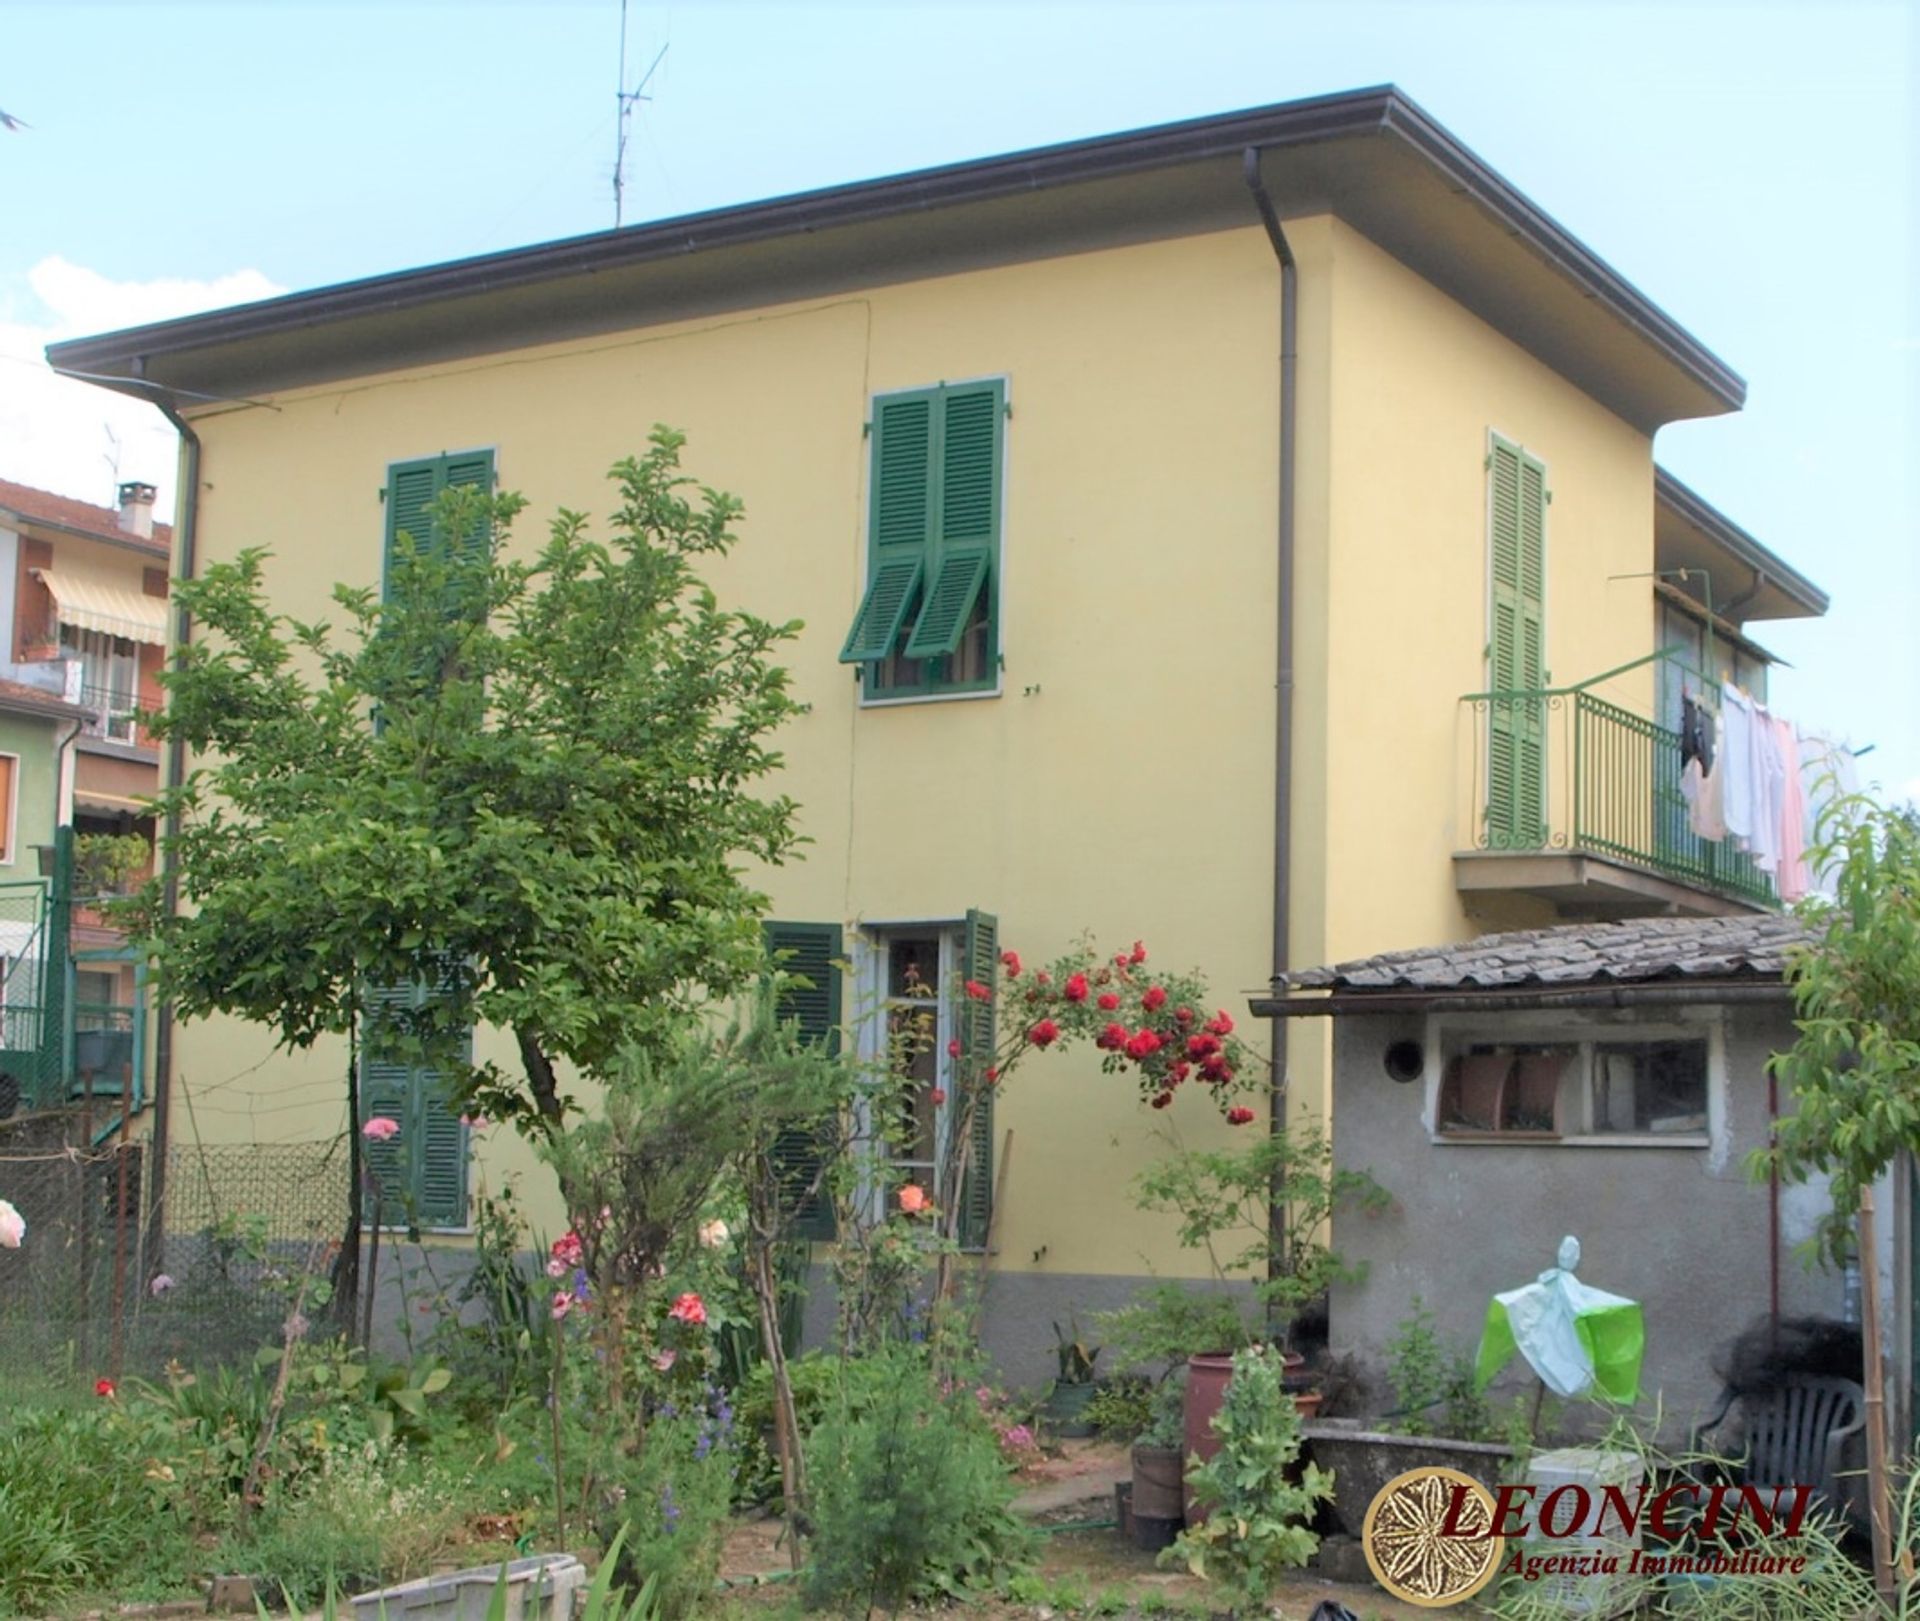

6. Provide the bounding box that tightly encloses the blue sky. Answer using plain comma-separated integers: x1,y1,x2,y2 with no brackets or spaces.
3,1,1914,795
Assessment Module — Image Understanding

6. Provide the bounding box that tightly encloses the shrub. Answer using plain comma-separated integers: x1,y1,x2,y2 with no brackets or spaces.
804,1345,1033,1612
604,1384,738,1621
1386,1295,1491,1440
1165,1346,1331,1616
1083,1377,1153,1445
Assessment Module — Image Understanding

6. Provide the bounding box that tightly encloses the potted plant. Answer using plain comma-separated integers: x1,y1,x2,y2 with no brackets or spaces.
1124,1119,1385,1516
1127,1369,1187,1550
1041,1313,1101,1437
1165,1345,1334,1617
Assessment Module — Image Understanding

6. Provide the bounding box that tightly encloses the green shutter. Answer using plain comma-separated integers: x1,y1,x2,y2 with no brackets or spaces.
359,983,415,1218
902,546,990,659
764,920,842,1242
938,383,1002,546
360,979,470,1231
959,909,997,1252
839,557,924,663
1486,437,1547,848
873,393,935,552
383,450,496,589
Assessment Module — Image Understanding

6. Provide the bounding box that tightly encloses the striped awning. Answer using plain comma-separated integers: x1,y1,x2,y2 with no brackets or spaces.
33,567,168,645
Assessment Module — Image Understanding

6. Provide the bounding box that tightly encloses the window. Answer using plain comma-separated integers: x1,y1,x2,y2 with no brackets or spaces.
839,381,1004,700
61,628,138,742
359,979,470,1230
382,450,496,587
1433,1023,1712,1144
1485,434,1548,848
857,912,998,1248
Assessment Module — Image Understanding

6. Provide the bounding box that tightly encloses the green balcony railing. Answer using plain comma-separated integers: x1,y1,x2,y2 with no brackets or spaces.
1462,664,1777,910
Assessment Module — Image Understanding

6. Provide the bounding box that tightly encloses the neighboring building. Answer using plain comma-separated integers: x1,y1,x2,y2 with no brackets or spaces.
51,88,1834,1380
0,479,168,1125
1258,915,1865,1430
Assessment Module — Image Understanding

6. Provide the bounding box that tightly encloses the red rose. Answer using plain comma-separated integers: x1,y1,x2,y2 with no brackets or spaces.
1064,972,1089,1003
1028,1019,1060,1048
1187,1033,1221,1060
1000,949,1022,978
965,980,991,1001
929,1087,947,1106
1150,1092,1173,1110
947,1038,961,1058
1096,1022,1127,1051
985,1067,1000,1084
1097,991,1120,1011
94,1377,116,1399
1175,1006,1195,1026
1036,971,1052,986
1113,952,1130,969
1142,985,1167,1012
1124,1029,1163,1061
1201,1053,1229,1082
1206,1010,1235,1036
1130,941,1148,964
1170,1061,1192,1084
1226,1106,1255,1126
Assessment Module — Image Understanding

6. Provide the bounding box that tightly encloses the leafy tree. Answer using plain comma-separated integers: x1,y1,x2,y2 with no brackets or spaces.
1761,795,1920,1603
136,429,805,1309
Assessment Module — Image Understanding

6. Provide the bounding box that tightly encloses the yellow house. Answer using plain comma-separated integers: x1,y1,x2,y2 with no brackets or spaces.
51,87,1827,1378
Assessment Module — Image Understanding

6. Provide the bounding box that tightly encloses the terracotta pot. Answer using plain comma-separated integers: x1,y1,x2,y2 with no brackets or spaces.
1130,1442,1184,1523
1292,1388,1325,1420
1184,1350,1309,1523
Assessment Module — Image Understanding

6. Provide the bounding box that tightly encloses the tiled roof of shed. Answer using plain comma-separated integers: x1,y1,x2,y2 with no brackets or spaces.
1279,914,1812,994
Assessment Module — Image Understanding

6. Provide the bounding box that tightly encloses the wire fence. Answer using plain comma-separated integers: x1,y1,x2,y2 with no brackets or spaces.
0,1134,347,1394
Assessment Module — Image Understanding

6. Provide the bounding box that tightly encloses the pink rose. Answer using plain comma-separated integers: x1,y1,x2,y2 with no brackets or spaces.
361,1117,400,1142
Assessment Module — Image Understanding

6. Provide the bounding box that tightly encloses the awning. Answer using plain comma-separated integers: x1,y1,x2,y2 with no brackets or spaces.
33,567,168,645
74,789,154,817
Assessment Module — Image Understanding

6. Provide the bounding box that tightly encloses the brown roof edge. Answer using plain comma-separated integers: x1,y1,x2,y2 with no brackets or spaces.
47,85,1744,418
1655,467,1828,617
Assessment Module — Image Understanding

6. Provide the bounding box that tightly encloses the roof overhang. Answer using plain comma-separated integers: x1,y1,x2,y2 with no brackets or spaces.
1654,468,1827,623
48,87,1744,434
0,505,171,563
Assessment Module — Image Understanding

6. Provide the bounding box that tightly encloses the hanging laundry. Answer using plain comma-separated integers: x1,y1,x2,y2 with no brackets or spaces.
1799,731,1861,898
1680,693,1715,773
1747,702,1787,876
1719,682,1756,845
1773,716,1810,902
1686,752,1727,839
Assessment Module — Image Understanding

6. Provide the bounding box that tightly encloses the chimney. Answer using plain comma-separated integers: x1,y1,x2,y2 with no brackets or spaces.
117,481,156,540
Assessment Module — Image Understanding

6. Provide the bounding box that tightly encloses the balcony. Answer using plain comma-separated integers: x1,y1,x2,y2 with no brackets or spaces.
1456,660,1776,918
77,681,140,745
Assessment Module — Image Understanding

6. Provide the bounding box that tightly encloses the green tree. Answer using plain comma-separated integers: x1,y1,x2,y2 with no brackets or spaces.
1761,796,1920,1603
137,429,805,1309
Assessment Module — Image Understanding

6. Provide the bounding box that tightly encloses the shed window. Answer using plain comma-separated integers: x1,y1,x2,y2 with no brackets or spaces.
1435,1033,1709,1142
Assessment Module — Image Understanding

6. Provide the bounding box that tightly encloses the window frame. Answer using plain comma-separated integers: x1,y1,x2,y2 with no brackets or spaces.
854,921,965,1223
855,377,1009,708
1421,1008,1726,1153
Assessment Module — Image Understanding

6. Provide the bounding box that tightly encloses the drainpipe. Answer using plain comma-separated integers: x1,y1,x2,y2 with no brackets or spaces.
1242,147,1298,1312
142,381,200,1274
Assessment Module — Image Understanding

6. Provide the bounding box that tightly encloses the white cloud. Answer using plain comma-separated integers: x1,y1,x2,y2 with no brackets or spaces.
0,256,284,517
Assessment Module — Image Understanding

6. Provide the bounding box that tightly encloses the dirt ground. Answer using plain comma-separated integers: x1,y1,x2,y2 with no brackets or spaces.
713,1440,1461,1621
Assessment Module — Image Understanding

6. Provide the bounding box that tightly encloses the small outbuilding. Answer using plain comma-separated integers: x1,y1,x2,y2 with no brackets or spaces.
1257,915,1861,1427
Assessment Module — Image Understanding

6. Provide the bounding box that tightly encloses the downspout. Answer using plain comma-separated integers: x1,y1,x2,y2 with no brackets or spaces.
1242,147,1298,1310
144,382,199,1273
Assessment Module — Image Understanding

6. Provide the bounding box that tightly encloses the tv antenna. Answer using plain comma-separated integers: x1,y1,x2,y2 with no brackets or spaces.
612,0,668,229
